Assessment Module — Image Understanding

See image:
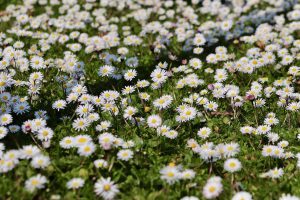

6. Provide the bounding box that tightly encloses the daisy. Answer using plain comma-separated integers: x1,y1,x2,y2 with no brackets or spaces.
94,159,108,169
147,115,162,128
197,127,212,139
281,55,294,65
261,168,284,179
30,56,45,69
278,141,289,148
114,138,125,148
150,68,168,84
203,177,223,199
68,43,82,52
123,106,138,120
267,133,280,143
76,93,90,103
37,128,54,141
25,174,47,192
52,100,67,111
136,80,150,88
157,125,170,135
193,33,206,46
262,145,274,156
8,125,20,133
122,86,136,95
66,178,85,189
287,102,300,112
74,135,92,147
96,121,111,132
117,149,134,161
181,196,199,200
0,114,12,126
187,139,200,151
264,117,279,126
72,118,90,131
189,58,202,69
76,104,94,117
67,93,79,102
153,95,173,110
181,106,197,121
98,133,115,150
223,143,240,158
204,101,218,111
22,120,33,133
160,165,181,184
117,47,129,55
194,47,204,54
20,145,41,159
139,92,150,101
240,126,255,134
77,143,96,157
256,125,271,135
124,69,137,81
92,96,104,106
122,140,135,148
214,69,228,82
272,147,284,158
87,113,100,122
32,118,47,131
224,158,242,173
0,92,11,103
232,191,252,200
34,110,48,120
196,97,208,105
221,20,233,31
4,150,20,162
32,119,46,131
180,169,196,180
29,72,44,83
31,155,50,169
206,54,217,64
279,194,300,200
101,90,120,102
253,98,266,107
98,65,115,77
94,177,119,200
0,126,8,139
59,136,75,149
288,66,300,76
72,85,88,95
164,130,178,139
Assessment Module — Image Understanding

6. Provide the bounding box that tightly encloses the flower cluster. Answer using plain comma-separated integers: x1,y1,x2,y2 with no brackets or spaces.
0,0,300,199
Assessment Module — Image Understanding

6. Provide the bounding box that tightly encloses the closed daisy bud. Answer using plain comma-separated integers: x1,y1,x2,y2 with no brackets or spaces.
144,106,151,112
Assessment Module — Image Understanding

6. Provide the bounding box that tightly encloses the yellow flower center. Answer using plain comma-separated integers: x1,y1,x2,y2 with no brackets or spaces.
167,172,174,177
209,186,216,193
104,184,111,191
78,138,87,143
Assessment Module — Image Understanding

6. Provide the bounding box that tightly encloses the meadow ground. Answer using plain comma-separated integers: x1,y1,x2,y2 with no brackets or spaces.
0,0,300,200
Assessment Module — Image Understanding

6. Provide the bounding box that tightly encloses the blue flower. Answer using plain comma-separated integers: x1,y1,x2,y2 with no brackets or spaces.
105,54,118,65
126,57,139,68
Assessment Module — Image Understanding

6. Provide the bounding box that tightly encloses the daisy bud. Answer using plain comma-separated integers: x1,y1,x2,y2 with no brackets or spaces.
79,168,89,178
144,106,151,112
42,140,51,148
25,125,31,133
228,67,235,73
245,94,255,101
207,84,214,90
